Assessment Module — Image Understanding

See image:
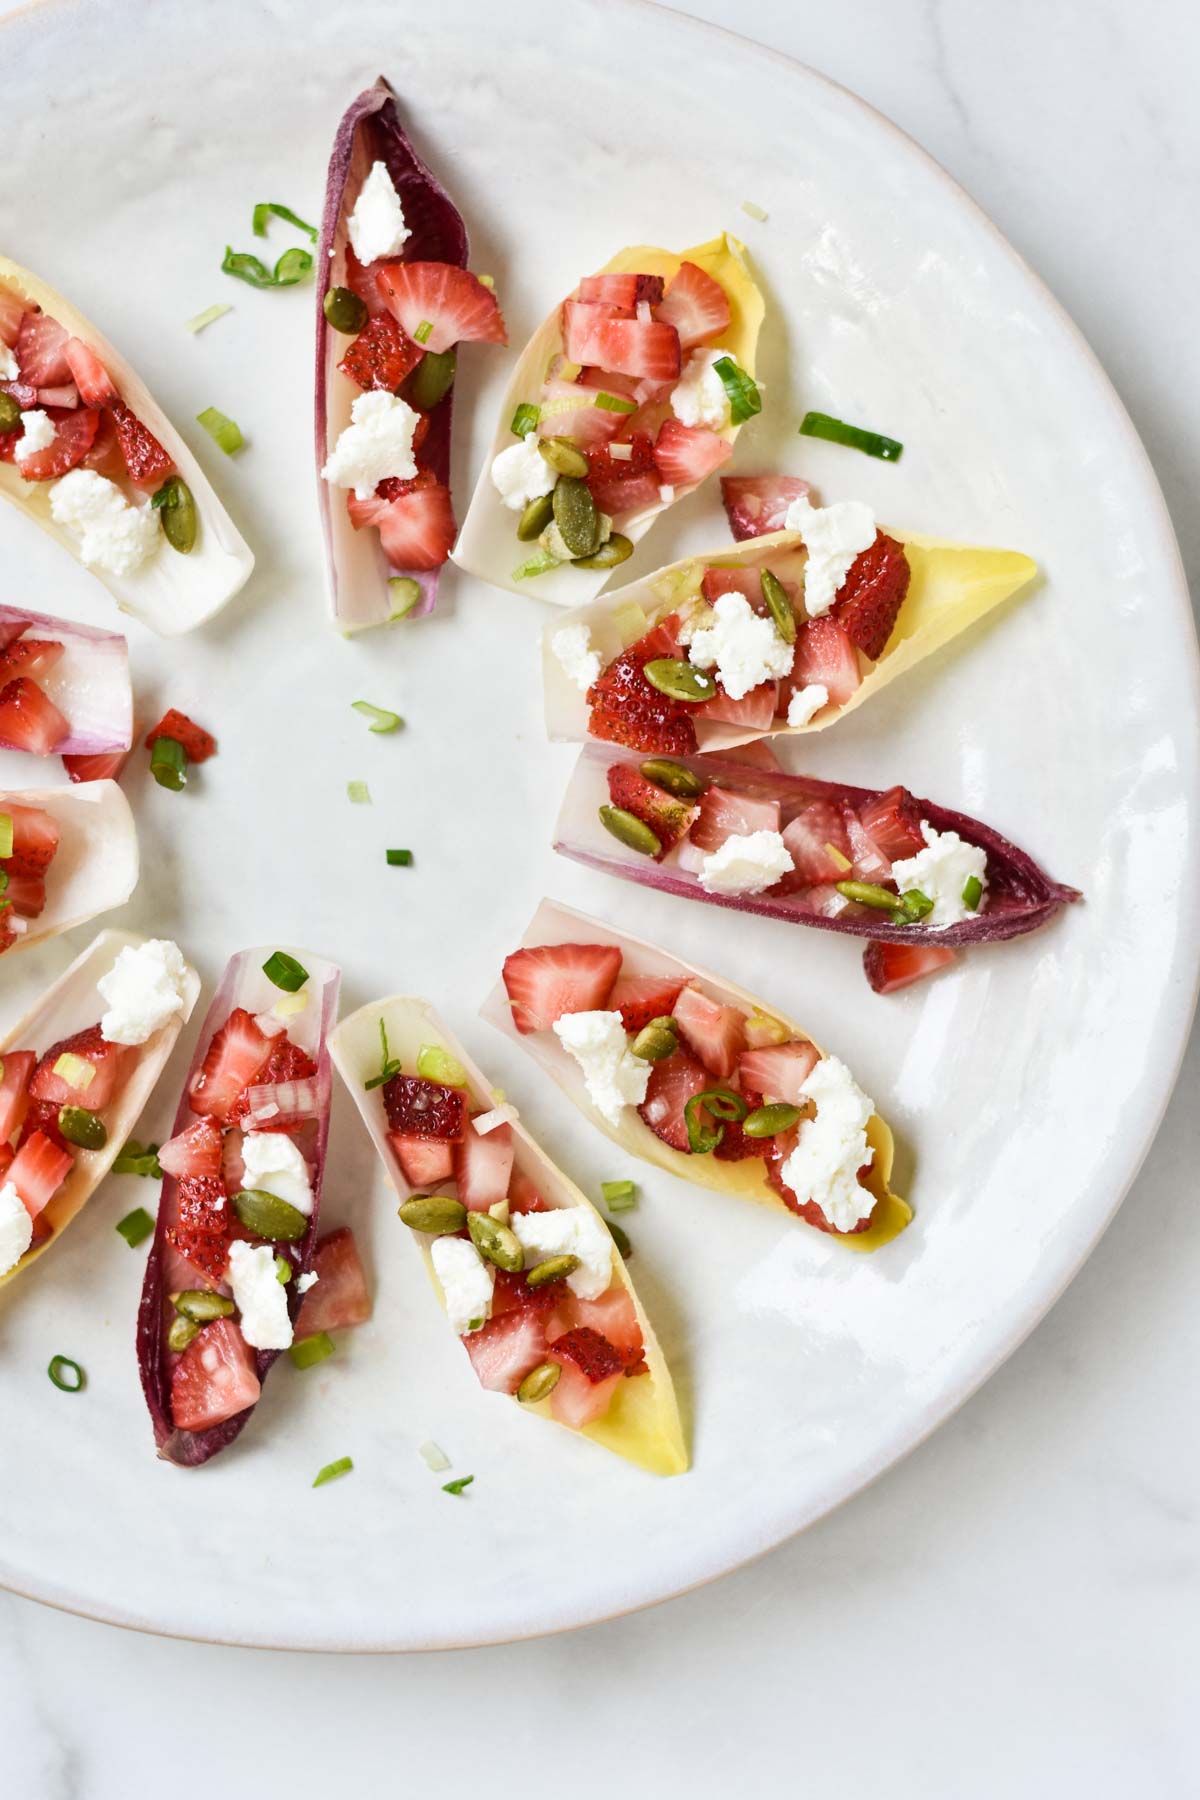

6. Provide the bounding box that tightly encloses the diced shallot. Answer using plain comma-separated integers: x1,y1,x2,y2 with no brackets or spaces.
239,1078,320,1128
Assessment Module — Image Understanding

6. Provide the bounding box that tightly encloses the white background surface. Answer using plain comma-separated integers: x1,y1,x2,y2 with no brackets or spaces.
2,0,1197,1793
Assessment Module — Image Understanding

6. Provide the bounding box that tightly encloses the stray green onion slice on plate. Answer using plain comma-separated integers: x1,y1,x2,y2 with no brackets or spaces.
113,1139,162,1178
386,848,413,867
347,780,371,805
196,406,244,455
313,1455,353,1488
48,1355,84,1393
289,1332,335,1370
252,201,318,242
798,410,903,462
442,1475,474,1496
351,700,402,734
184,303,231,334
115,1207,155,1249
150,736,188,791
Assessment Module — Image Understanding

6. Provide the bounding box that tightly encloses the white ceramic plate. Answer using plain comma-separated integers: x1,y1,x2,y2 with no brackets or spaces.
0,0,1194,1652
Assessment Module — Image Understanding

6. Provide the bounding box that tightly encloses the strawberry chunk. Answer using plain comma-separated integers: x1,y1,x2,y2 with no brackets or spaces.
188,1008,273,1123
463,1309,547,1394
549,1357,622,1428
0,284,24,349
790,617,862,709
170,1317,261,1432
700,566,760,605
763,1126,875,1235
352,479,455,570
689,784,780,853
490,1266,565,1315
7,1130,73,1217
586,617,698,757
536,371,628,450
61,338,119,407
549,1325,625,1384
863,941,958,995
30,1023,129,1109
228,1038,318,1127
382,1073,466,1139
12,406,99,482
18,1098,67,1150
338,313,424,391
721,474,813,541
145,709,216,763
158,1117,224,1181
584,432,661,515
110,400,174,490
562,302,682,382
567,1289,646,1373
832,531,911,660
703,681,779,730
0,680,69,756
501,942,621,1036
655,261,731,350
508,1170,550,1214
842,804,893,882
778,800,852,887
390,1132,455,1188
737,1040,820,1105
605,762,698,858
5,873,46,917
16,311,70,387
454,1119,515,1211
673,984,745,1080
2,803,60,876
0,1049,34,1141
637,1047,711,1152
62,744,132,784
166,1175,234,1284
0,638,65,683
857,786,927,862
376,262,507,355
577,273,665,309
608,972,687,1034
653,418,731,489
294,1227,372,1335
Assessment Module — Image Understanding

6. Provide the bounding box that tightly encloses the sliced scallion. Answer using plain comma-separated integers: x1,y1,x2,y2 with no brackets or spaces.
835,880,899,911
899,889,935,921
510,402,540,437
115,1207,155,1249
48,1355,84,1393
347,780,371,804
0,813,12,859
273,246,314,287
712,355,761,426
222,244,313,289
351,700,402,734
150,736,188,791
594,391,638,414
196,406,244,455
513,548,561,581
962,875,983,911
184,303,232,335
262,950,309,993
252,202,318,243
419,1440,450,1472
413,319,433,345
53,1053,95,1090
312,1455,353,1488
799,410,903,462
113,1139,162,1178
416,1044,468,1088
386,848,413,867
442,1475,474,1496
289,1332,335,1370
601,1179,637,1211
387,576,421,621
741,199,769,222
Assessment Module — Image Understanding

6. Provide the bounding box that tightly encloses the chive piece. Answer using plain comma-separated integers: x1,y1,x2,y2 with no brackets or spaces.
351,700,402,734
53,1052,95,1090
416,1043,468,1087
312,1455,353,1487
262,950,309,993
113,1139,162,1178
835,880,899,911
150,735,188,791
962,875,983,911
364,1018,403,1091
386,848,413,867
899,888,935,921
712,356,762,426
594,391,638,414
115,1206,155,1248
387,576,421,621
222,244,313,289
741,199,769,222
606,1219,633,1259
413,319,434,345
48,1355,84,1393
290,1332,335,1370
184,303,232,334
442,1475,474,1496
252,202,318,243
196,406,244,454
799,410,903,462
347,780,371,804
513,548,561,580
510,402,540,437
0,813,11,859
419,1440,450,1472
601,1179,637,1211
272,246,314,287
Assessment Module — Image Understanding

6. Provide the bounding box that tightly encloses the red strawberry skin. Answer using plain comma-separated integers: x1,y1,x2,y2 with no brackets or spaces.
585,432,661,516
548,1325,626,1384
375,262,507,355
145,710,216,763
501,942,621,1036
721,474,812,541
608,972,686,1034
857,786,926,862
577,273,665,309
2,803,60,876
637,1048,711,1152
381,1073,466,1140
110,400,174,491
586,618,699,757
605,763,698,858
832,532,911,660
166,1175,234,1283
338,314,424,392
863,940,957,994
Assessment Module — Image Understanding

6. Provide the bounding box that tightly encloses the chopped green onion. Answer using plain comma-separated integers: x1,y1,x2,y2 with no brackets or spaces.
962,875,983,911
799,410,903,462
275,1254,292,1283
835,880,899,911
419,1440,450,1472
222,244,313,289
252,201,318,243
351,700,402,734
184,303,232,335
113,1139,162,1179
741,199,769,222
347,780,371,804
442,1475,474,1496
684,1088,746,1155
606,1219,633,1259
196,406,244,455
312,1455,353,1488
150,736,188,791
712,356,761,426
387,576,421,621
899,889,935,921
115,1207,155,1248
413,319,434,345
0,813,11,859
53,1053,94,1091
365,1018,403,1092
416,1043,468,1087
273,246,314,287
513,548,561,580
386,848,413,867
510,402,540,437
289,1331,335,1370
594,391,638,414
405,347,456,411
477,273,495,289
262,950,309,993
48,1355,84,1393
601,1179,637,1211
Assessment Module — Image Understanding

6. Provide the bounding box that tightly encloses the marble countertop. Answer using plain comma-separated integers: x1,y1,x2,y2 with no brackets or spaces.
3,1,1197,1794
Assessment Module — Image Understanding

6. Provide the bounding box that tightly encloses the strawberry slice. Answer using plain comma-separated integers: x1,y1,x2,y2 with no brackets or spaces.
832,532,910,660
62,744,132,784
790,617,862,709
5,873,46,917
13,406,99,482
673,984,745,1079
188,1008,273,1123
652,418,731,488
703,681,779,730
637,1047,711,1151
655,261,731,349
170,1317,261,1432
454,1119,515,1211
110,400,174,490
562,303,682,383
536,376,628,451
0,638,64,684
737,1040,820,1105
61,338,119,407
371,480,456,569
568,1289,646,1372
7,1129,73,1217
549,1324,625,1384
700,567,760,605
0,284,24,349
166,1174,235,1284
491,1266,565,1316
608,971,687,1033
158,1117,224,1181
145,709,216,763
863,941,958,995
30,1023,131,1109
577,273,665,309
79,407,126,481
0,1049,33,1140
549,1356,623,1427
36,385,79,409
2,803,61,876
294,1227,372,1336
17,1097,67,1150
585,432,661,515
508,1170,549,1213
721,474,813,541
778,800,852,887
842,804,893,882
338,313,424,392
690,784,780,853
228,1037,318,1128
463,1309,548,1394
857,786,927,862
0,680,69,756
16,311,71,387
605,762,698,858
501,942,621,1036
389,1132,455,1188
375,262,507,355
586,616,698,757
382,1073,466,1140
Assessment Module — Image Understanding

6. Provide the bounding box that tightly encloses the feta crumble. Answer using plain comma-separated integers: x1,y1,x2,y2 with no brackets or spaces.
890,821,988,928
49,470,161,576
347,159,411,264
13,408,56,462
780,1055,876,1232
321,390,420,499
552,623,602,692
552,1009,650,1127
0,1181,32,1276
431,1236,494,1335
228,1239,293,1350
511,1204,613,1301
97,939,189,1045
241,1131,315,1217
296,1270,319,1294
699,829,793,895
784,493,876,617
490,434,555,511
687,592,794,699
787,682,829,727
670,348,731,431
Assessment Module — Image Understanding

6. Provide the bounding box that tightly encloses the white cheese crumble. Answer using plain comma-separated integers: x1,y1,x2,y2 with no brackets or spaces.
699,829,793,895
890,821,988,928
552,1009,650,1127
780,1055,876,1232
13,408,56,462
347,159,411,264
228,1239,293,1350
49,469,161,576
552,623,602,692
0,1181,32,1276
0,344,18,381
687,592,795,699
296,1270,319,1294
670,348,731,431
787,682,829,727
321,389,420,499
784,493,876,617
431,1236,494,1335
490,434,556,511
97,939,189,1045
241,1131,315,1217
511,1205,613,1301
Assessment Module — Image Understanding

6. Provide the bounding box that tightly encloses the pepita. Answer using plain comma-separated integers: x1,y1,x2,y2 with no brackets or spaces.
526,1254,579,1288
743,1102,802,1138
517,1361,562,1404
399,1194,468,1235
760,568,796,644
552,475,601,558
598,805,661,858
406,346,456,411
0,394,20,433
167,1314,200,1353
538,436,589,479
323,285,368,334
643,658,717,704
639,757,707,799
231,1188,309,1242
172,1289,235,1322
631,1020,677,1062
153,476,198,554
57,1106,107,1150
467,1211,524,1273
574,533,633,570
517,491,555,541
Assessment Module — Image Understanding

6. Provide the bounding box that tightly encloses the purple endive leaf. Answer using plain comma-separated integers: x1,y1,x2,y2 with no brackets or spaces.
554,742,1081,949
314,77,468,630
137,949,340,1468
0,605,131,755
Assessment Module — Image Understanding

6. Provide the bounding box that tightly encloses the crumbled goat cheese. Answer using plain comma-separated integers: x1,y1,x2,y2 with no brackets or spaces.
49,470,161,576
431,1236,494,1335
228,1239,293,1350
321,390,420,499
511,1204,613,1301
14,408,56,461
670,349,731,431
0,1182,33,1276
890,821,989,928
699,829,793,895
552,1009,650,1127
241,1130,315,1216
780,1055,876,1232
347,160,411,264
97,939,189,1045
687,592,794,700
490,434,556,511
552,624,602,692
784,493,876,617
787,682,829,727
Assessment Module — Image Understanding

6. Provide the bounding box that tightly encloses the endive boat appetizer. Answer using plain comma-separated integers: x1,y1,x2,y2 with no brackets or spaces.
316,77,507,629
0,930,199,1288
330,997,686,1476
542,500,1036,752
483,902,910,1251
137,947,340,1467
0,605,131,759
0,257,253,633
0,780,138,957
453,233,763,605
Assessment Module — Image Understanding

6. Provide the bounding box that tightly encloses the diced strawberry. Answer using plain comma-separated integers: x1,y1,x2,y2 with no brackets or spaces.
703,680,779,730
577,273,665,309
0,1049,34,1140
0,284,24,349
30,1024,130,1109
158,1117,224,1181
0,1142,13,1178
358,481,456,570
700,567,760,605
454,1119,515,1211
36,385,79,409
864,941,958,995
0,638,64,684
562,302,682,382
790,617,862,708
463,1308,547,1394
608,972,687,1034
842,804,893,882
7,1129,73,1218
391,1133,453,1186
637,1047,711,1151
711,1100,765,1163
12,406,99,482
110,400,174,490
779,801,852,886
79,406,125,481
188,1008,273,1123
690,784,781,853
5,874,45,917
605,762,698,858
858,786,927,862
61,338,119,407
584,432,661,515
63,743,131,783
764,1125,875,1235
2,803,60,877
549,1356,622,1428
508,1170,549,1213
18,1098,66,1150
0,680,69,757
586,617,698,757
221,1128,246,1195
737,1040,820,1105
491,1268,568,1324
673,984,745,1080
549,1324,626,1385
170,1317,261,1432
382,1073,466,1139
721,474,813,541
145,709,216,763
294,1227,372,1335
338,313,424,392
653,418,731,488
0,379,37,412
536,362,631,449
166,1175,234,1283
376,261,507,355
655,261,731,350
568,1289,646,1371
228,1037,318,1126
832,532,911,660
501,942,621,1036
343,245,391,318
16,312,70,386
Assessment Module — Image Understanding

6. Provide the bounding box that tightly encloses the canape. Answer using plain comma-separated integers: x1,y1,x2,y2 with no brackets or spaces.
0,604,131,760
316,77,507,629
137,948,340,1467
0,781,138,958
330,996,686,1475
0,930,199,1288
453,234,763,605
0,256,253,633
483,901,910,1251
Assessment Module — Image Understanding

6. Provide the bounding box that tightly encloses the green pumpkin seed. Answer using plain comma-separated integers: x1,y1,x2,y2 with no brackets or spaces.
398,1194,468,1235
574,533,633,570
743,1102,802,1138
152,476,198,554
231,1188,309,1242
643,659,717,703
552,475,601,558
172,1289,235,1322
760,568,796,644
517,1361,562,1404
538,436,589,479
323,285,368,334
526,1254,579,1288
467,1211,524,1273
517,491,555,541
639,757,707,799
406,347,456,410
167,1314,200,1353
631,1021,678,1062
57,1106,107,1150
598,805,661,858
0,394,20,433
835,880,900,912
